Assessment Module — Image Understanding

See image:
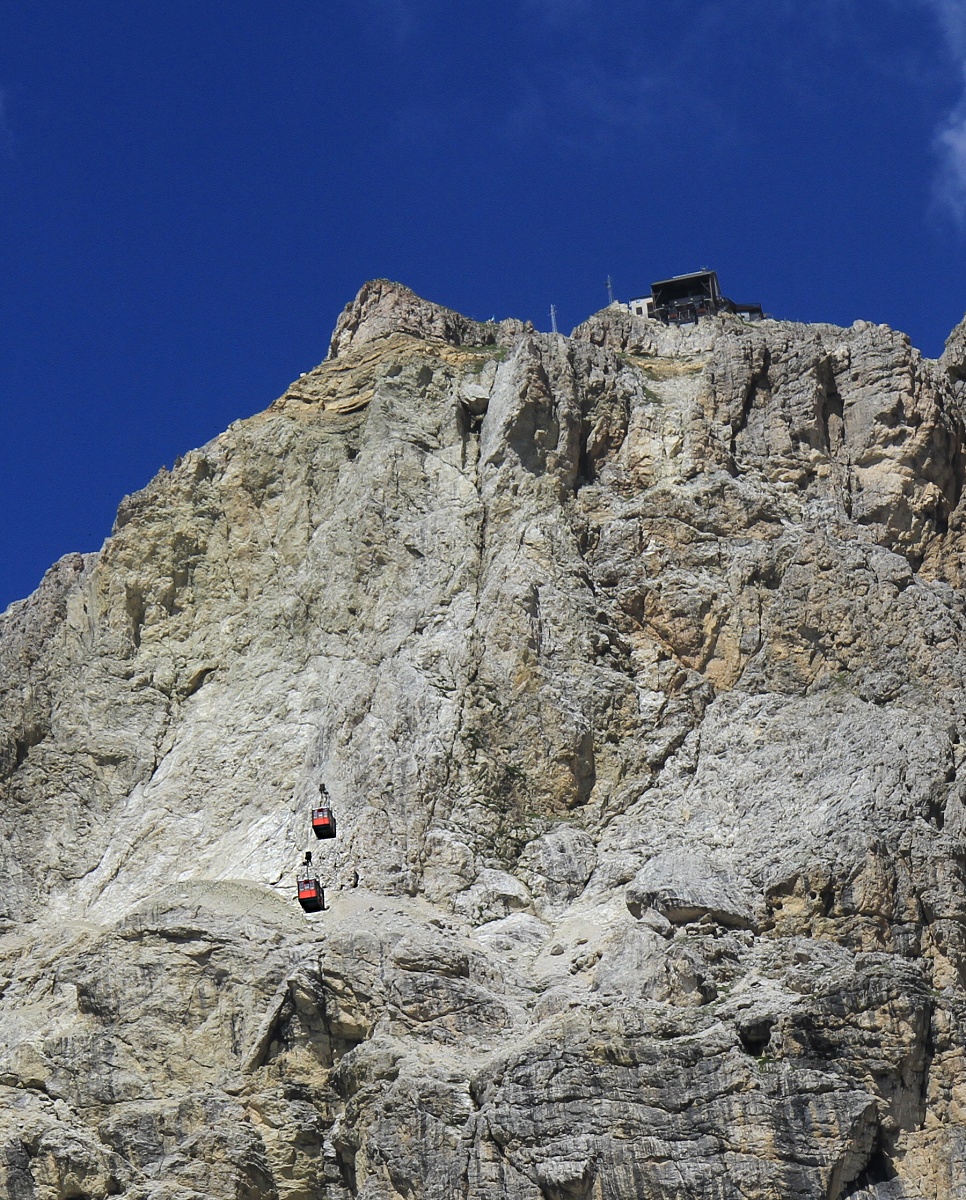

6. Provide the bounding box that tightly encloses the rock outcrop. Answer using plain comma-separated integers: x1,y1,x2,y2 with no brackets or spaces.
3,280,966,1197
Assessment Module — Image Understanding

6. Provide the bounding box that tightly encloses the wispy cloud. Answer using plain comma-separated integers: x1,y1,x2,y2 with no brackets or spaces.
920,0,966,55
918,0,966,220
504,2,739,155
935,93,966,221
503,59,659,153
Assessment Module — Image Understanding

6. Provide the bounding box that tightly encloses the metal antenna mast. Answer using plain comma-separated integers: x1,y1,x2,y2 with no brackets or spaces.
550,304,558,335
606,275,615,305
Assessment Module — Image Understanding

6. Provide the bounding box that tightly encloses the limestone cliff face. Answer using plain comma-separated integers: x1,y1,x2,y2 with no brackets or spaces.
3,281,966,1199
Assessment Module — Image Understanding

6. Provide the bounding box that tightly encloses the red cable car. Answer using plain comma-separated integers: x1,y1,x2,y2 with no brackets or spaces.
312,806,337,839
297,870,325,913
296,851,325,913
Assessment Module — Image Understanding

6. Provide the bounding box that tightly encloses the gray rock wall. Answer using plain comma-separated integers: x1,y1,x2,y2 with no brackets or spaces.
2,280,966,1197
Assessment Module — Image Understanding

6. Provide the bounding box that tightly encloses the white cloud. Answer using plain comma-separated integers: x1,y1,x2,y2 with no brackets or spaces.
916,0,966,219
921,0,966,56
936,101,966,220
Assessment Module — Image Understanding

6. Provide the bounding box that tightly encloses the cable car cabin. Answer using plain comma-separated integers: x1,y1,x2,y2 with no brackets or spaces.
297,872,325,913
649,270,763,326
312,806,337,839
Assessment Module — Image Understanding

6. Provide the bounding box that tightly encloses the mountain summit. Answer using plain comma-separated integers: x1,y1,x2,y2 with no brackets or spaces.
2,281,966,1199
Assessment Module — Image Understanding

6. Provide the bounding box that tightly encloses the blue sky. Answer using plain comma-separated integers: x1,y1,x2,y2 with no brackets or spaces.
2,0,966,609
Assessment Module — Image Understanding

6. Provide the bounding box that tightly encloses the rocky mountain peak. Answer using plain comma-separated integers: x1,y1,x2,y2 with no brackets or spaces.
2,283,966,1198
327,277,531,359
942,312,966,384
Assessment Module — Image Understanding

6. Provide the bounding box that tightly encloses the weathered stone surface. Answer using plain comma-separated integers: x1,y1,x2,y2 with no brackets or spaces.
625,849,757,929
2,281,966,1196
